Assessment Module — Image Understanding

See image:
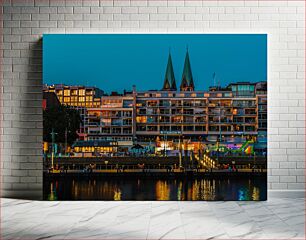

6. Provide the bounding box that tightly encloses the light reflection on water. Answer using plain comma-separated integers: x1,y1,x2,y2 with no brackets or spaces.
44,176,266,201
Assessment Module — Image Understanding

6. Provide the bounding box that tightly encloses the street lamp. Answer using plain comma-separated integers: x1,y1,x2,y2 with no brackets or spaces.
64,127,71,155
253,151,256,172
50,128,57,171
216,104,225,168
178,135,182,169
104,160,109,170
163,131,168,157
64,111,71,156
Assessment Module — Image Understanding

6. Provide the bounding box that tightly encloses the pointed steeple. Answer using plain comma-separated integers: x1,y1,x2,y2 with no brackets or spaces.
162,52,177,91
180,47,194,91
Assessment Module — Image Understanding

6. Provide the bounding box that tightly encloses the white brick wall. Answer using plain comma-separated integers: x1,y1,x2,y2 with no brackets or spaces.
1,0,305,197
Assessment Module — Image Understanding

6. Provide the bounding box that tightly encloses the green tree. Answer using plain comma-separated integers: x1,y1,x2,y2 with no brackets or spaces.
43,105,82,144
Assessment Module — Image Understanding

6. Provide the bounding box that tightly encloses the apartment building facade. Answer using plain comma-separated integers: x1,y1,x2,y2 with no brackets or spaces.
43,51,267,154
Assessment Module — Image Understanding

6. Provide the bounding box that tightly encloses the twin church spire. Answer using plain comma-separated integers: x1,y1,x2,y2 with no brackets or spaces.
162,52,177,91
162,49,194,92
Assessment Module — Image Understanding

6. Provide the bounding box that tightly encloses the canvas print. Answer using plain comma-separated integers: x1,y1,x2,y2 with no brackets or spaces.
43,34,267,200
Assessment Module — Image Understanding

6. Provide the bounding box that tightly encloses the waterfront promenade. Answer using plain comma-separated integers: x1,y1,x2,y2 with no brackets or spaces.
45,155,267,172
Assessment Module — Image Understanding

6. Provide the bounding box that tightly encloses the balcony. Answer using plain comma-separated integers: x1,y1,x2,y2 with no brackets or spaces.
136,131,159,135
87,127,100,132
208,121,233,125
244,122,256,125
194,103,206,107
159,102,170,107
233,103,256,108
208,110,232,115
86,122,100,127
208,103,218,107
91,131,110,135
208,131,234,135
194,122,206,126
87,114,100,119
159,111,171,115
101,104,122,108
182,130,206,135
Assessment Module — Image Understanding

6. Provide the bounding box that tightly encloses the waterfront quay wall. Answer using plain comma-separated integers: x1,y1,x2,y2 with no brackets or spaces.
48,156,180,169
47,156,267,169
44,171,267,180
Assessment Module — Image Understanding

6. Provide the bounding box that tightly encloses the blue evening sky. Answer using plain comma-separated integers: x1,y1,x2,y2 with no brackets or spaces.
43,34,267,93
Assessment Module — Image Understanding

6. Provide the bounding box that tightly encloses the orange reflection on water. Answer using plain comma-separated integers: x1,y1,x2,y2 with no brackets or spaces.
176,179,217,200
46,177,263,201
48,182,57,201
177,182,183,200
114,188,122,201
252,186,260,200
200,179,216,200
155,180,170,200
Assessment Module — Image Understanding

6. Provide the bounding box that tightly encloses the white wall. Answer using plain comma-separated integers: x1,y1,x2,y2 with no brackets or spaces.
1,0,305,198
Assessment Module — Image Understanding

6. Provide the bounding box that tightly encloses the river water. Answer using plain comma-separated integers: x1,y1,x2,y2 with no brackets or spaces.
44,176,267,201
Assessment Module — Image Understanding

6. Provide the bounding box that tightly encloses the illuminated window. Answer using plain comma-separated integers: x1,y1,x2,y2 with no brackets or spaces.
79,97,85,102
64,90,70,96
172,116,182,123
86,96,93,102
79,89,85,96
57,90,63,95
147,101,157,107
64,97,70,103
71,90,77,95
102,119,111,125
136,116,147,123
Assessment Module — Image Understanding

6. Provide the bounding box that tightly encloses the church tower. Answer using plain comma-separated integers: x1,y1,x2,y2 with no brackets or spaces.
180,48,194,91
162,52,177,91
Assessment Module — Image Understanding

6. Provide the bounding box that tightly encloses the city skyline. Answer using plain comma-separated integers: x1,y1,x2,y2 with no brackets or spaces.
43,34,267,201
43,34,267,93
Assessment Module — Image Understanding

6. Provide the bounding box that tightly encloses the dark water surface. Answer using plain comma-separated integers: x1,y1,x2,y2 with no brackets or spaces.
44,175,267,201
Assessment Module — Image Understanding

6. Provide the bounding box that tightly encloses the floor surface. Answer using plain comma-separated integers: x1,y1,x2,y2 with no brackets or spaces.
1,197,305,239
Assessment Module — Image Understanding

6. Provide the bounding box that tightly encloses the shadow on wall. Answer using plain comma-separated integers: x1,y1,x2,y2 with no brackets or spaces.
2,38,43,200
